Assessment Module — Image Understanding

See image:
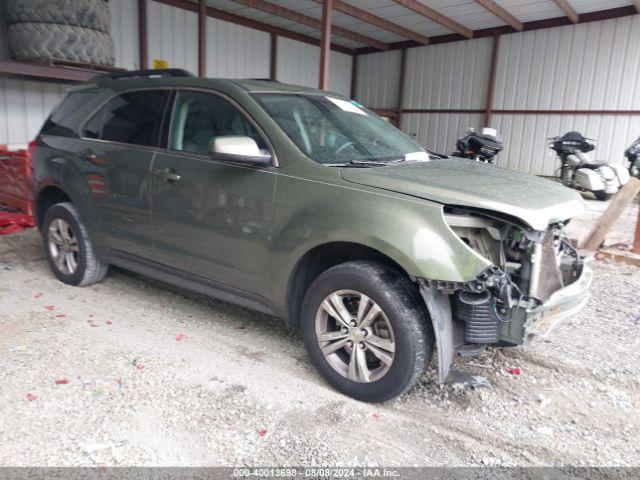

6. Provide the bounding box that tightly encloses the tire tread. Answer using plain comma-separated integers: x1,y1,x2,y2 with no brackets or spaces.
302,260,433,402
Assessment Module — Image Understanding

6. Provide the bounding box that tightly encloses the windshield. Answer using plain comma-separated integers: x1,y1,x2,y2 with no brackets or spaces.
253,93,427,164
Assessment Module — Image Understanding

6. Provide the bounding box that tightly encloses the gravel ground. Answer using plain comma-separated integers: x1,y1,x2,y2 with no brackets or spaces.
1,225,639,467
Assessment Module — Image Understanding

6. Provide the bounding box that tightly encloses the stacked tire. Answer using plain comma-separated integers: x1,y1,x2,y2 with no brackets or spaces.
6,0,115,66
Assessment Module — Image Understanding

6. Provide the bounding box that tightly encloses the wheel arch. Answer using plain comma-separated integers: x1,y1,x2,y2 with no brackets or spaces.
35,185,73,230
284,241,417,329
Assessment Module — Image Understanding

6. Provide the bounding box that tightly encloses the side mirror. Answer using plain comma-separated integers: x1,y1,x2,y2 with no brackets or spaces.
209,136,272,166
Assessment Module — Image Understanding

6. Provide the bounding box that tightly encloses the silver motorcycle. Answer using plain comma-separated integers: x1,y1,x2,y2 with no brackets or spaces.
549,132,630,201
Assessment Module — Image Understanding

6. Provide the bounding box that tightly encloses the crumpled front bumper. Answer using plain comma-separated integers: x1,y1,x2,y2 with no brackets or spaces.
522,261,593,345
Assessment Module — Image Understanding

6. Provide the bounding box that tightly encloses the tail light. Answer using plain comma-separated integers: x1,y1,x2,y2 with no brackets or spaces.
28,139,37,164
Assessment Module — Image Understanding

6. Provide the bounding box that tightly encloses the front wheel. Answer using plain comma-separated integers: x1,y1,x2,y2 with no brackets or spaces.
595,191,613,201
301,261,433,402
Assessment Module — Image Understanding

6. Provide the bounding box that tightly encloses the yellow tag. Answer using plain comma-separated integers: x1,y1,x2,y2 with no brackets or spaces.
152,59,168,69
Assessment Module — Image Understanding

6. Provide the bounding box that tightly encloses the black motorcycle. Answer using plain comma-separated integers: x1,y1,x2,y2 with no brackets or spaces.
453,128,503,163
625,136,640,178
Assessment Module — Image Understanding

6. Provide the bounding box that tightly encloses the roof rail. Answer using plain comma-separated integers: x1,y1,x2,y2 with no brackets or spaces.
249,78,280,82
92,68,195,83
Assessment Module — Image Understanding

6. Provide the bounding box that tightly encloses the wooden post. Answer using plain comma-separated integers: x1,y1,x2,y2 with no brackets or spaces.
138,0,148,70
581,177,640,251
484,33,500,127
198,0,207,77
396,48,407,129
350,54,358,99
270,33,278,81
319,0,333,90
633,199,640,254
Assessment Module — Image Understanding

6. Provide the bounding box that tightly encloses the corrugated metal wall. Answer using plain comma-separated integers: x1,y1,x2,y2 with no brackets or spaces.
355,50,402,109
277,38,320,89
206,17,270,78
403,113,484,155
404,38,493,110
277,37,353,96
329,50,354,98
493,114,640,175
493,15,640,175
357,15,640,176
147,0,199,73
109,0,140,70
0,79,66,146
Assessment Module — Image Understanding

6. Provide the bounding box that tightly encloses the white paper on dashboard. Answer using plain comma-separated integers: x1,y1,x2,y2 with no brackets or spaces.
326,97,368,116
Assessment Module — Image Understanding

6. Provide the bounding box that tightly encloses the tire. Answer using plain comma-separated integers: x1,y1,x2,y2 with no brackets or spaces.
595,191,613,201
6,0,111,33
301,260,433,402
42,202,108,287
8,23,115,66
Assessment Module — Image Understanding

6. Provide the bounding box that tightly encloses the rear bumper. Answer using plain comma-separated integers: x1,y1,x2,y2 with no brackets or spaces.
522,261,593,344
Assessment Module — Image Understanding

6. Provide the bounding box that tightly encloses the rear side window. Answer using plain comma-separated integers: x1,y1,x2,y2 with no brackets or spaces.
82,90,169,147
41,92,98,138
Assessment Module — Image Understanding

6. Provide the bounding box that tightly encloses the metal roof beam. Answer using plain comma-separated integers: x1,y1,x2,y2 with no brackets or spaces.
552,0,579,23
310,0,430,45
474,0,523,31
391,0,473,38
152,0,355,55
228,0,389,50
354,5,638,54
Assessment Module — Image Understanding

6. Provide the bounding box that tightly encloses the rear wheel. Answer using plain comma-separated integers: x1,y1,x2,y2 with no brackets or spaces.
301,261,433,402
43,202,108,286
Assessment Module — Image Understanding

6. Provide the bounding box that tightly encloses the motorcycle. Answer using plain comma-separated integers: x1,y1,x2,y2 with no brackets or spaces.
625,136,640,178
453,127,503,163
549,131,630,201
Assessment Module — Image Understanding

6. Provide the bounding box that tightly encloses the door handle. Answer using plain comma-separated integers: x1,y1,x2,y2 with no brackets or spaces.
79,149,96,161
153,168,181,182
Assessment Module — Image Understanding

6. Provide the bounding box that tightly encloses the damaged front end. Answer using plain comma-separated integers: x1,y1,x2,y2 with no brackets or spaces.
419,206,592,383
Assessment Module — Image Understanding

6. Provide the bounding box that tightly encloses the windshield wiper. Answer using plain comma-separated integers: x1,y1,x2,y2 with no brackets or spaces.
325,154,423,167
426,149,449,160
324,160,390,168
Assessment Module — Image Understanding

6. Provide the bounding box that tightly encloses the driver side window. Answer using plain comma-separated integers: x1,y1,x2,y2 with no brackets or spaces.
169,91,268,155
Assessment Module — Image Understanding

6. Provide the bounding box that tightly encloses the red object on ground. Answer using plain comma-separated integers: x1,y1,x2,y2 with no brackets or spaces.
508,367,522,375
55,379,69,385
0,212,35,235
136,364,145,370
26,393,38,401
56,314,66,318
44,305,55,311
258,428,268,437
175,333,186,342
0,144,33,216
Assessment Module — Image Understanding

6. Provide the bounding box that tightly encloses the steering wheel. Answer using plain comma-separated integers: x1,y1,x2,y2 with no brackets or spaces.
334,141,355,155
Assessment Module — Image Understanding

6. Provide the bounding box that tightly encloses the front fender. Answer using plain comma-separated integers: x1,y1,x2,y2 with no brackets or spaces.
271,175,490,306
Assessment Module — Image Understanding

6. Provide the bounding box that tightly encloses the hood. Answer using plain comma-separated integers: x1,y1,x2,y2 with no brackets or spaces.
340,158,586,231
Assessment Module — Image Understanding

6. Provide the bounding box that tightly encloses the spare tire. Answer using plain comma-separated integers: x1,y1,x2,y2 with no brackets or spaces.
6,0,111,33
8,23,115,66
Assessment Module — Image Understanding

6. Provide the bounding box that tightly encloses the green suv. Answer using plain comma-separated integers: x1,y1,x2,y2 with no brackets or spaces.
33,69,592,402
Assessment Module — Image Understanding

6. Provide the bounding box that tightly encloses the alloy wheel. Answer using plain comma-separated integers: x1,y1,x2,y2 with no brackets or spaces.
315,290,395,383
48,218,79,275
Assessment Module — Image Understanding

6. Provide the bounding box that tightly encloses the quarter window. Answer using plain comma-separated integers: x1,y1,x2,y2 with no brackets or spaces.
41,92,98,138
169,91,268,155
